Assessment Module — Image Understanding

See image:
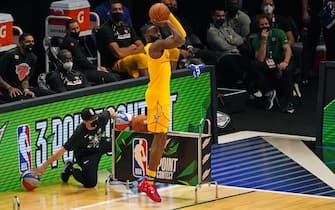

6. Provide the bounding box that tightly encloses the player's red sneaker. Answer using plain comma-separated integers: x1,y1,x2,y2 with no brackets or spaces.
137,178,161,202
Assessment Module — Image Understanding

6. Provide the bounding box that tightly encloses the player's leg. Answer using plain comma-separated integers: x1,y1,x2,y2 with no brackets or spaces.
138,97,169,202
148,133,167,173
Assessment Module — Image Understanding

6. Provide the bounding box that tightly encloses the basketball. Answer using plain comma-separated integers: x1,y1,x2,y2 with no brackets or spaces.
20,170,40,191
115,112,132,131
131,115,148,132
149,3,170,22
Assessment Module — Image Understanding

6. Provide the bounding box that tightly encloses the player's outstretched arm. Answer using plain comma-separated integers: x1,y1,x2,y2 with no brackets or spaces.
168,13,186,38
150,19,185,55
32,147,67,175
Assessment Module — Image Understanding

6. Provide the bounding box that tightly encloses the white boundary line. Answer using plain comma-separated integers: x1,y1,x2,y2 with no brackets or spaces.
223,185,335,200
70,185,177,210
218,131,315,144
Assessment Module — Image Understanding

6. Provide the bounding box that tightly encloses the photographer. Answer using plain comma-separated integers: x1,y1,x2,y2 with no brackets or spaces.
250,14,295,113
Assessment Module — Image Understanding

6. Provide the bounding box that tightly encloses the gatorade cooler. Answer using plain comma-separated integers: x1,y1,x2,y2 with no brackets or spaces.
0,13,13,46
49,0,90,32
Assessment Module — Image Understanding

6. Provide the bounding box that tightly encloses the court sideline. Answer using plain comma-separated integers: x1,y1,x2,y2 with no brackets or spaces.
1,131,335,209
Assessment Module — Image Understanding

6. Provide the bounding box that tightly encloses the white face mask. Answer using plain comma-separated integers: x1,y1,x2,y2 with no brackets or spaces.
263,5,274,14
63,61,73,71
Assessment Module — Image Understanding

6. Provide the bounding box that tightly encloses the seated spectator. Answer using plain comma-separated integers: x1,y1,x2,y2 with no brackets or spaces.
0,33,55,103
46,49,90,93
93,0,133,25
224,0,251,38
60,19,120,84
207,8,250,89
160,0,220,69
250,14,295,113
255,0,300,97
252,0,297,47
96,0,148,79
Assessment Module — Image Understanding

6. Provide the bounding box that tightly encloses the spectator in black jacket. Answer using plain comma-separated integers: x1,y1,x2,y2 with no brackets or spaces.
60,19,120,84
0,33,55,102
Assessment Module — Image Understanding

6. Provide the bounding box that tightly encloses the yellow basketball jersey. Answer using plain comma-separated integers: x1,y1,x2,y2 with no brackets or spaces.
144,43,171,98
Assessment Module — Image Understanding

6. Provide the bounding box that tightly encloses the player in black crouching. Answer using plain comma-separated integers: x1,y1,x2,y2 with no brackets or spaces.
33,107,116,188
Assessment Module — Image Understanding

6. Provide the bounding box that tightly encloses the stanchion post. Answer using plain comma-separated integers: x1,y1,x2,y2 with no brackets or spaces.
12,195,20,210
195,118,212,203
111,115,116,181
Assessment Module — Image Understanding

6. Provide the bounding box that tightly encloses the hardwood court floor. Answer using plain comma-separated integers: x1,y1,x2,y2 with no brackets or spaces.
1,175,335,210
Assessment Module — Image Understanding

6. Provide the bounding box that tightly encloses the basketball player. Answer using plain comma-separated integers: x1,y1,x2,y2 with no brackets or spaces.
137,13,185,202
32,107,117,188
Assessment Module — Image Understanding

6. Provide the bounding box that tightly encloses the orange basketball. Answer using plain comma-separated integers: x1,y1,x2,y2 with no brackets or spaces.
131,115,148,132
149,3,170,22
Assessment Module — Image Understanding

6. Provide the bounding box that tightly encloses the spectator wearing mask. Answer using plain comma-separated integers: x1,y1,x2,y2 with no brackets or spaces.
0,33,55,102
96,0,148,79
46,49,90,93
224,0,251,38
60,19,120,84
250,14,295,113
93,0,133,25
207,8,250,89
257,0,297,47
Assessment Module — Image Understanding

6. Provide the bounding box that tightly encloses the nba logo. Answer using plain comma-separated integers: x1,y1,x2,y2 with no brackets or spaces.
132,138,147,177
17,125,32,173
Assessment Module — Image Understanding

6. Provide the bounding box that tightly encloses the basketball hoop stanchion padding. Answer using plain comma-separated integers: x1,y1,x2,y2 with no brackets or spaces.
195,118,218,204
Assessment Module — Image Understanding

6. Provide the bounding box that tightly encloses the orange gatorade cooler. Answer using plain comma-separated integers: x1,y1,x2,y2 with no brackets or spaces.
49,0,90,33
0,13,13,46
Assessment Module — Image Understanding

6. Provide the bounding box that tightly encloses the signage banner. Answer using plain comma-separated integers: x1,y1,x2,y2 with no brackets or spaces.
0,69,214,191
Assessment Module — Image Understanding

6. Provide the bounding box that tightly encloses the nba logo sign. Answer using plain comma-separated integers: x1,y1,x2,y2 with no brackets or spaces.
132,138,147,177
17,125,32,173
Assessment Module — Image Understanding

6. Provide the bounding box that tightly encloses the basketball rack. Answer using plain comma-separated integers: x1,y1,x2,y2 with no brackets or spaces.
105,117,133,195
105,118,218,203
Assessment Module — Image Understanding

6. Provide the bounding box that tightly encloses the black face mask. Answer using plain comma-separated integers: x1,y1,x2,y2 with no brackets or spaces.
111,12,123,22
70,32,80,39
215,19,225,27
259,26,270,32
149,35,159,43
25,44,34,53
90,120,98,128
